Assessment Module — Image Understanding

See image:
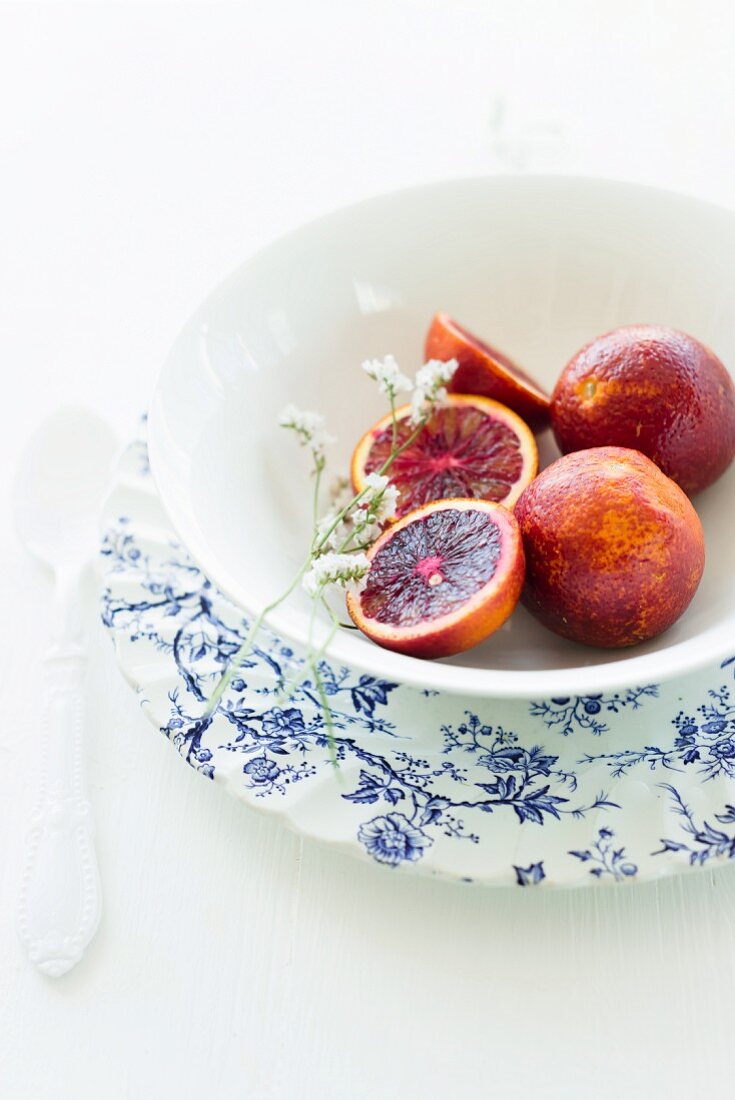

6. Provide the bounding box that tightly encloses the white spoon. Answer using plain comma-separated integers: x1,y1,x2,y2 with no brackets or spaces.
14,407,118,977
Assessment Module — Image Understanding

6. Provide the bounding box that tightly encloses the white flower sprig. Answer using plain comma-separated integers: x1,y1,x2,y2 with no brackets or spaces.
312,473,398,558
302,552,371,597
361,354,413,399
278,403,335,465
203,353,459,751
409,358,459,424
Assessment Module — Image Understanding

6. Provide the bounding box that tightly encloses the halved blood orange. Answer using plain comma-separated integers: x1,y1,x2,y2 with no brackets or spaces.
351,394,538,521
346,499,525,658
425,312,550,431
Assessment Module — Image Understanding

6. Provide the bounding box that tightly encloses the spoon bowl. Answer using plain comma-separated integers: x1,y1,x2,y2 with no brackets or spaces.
14,406,118,568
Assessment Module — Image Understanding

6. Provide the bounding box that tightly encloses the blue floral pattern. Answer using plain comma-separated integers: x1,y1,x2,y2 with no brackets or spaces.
358,814,433,866
654,785,735,867
99,433,735,886
569,828,638,880
530,686,659,737
580,686,735,782
513,862,546,886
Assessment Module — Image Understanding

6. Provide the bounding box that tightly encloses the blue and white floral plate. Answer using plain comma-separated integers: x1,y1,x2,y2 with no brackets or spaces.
99,433,735,887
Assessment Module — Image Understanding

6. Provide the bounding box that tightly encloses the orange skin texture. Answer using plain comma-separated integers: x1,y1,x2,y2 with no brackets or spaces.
346,499,525,659
550,325,735,496
425,312,551,431
514,447,705,648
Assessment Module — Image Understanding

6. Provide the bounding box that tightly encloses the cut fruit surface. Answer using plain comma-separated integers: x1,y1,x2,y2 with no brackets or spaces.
346,499,525,658
425,312,551,431
351,394,538,520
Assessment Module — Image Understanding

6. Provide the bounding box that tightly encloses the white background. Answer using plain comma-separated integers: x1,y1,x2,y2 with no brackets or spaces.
3,2,735,1097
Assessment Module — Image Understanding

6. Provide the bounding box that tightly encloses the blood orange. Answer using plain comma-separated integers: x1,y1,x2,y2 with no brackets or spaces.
347,499,525,658
425,312,550,431
515,447,705,648
351,394,538,521
550,325,735,496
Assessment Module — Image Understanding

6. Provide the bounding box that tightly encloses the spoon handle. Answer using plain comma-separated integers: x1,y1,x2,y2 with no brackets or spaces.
17,643,101,977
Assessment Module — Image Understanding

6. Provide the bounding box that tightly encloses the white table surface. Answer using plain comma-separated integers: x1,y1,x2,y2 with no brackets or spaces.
3,3,735,1097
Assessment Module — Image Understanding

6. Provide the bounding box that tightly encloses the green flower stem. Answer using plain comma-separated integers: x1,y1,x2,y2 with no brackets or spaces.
308,655,339,771
202,553,312,719
379,416,423,477
303,580,342,767
320,594,349,636
311,413,425,554
313,601,341,663
275,599,344,706
311,459,324,528
310,604,342,760
204,406,429,723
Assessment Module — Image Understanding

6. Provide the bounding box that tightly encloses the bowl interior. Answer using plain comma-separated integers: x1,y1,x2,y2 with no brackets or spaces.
149,176,735,696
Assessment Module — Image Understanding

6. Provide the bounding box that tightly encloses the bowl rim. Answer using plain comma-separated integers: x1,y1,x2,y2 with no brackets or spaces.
148,172,735,699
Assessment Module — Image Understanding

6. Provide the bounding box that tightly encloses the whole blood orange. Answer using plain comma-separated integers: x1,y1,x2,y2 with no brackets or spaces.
351,394,538,521
425,313,550,431
514,447,705,648
346,499,525,658
550,325,735,495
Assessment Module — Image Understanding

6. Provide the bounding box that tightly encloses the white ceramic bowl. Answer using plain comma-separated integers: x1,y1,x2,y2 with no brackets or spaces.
148,175,735,699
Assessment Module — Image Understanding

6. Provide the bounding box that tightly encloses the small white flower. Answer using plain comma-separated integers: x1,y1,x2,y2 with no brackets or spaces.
409,358,459,424
372,482,399,524
315,471,396,553
302,551,371,597
417,358,459,390
315,511,344,550
277,403,323,435
278,403,335,462
349,507,382,545
361,355,413,397
363,472,390,495
409,390,425,425
353,470,400,525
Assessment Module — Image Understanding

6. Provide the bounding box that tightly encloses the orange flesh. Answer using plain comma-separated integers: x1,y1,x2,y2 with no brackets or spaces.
450,318,547,396
347,499,526,659
352,396,538,519
425,312,551,431
359,507,503,626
